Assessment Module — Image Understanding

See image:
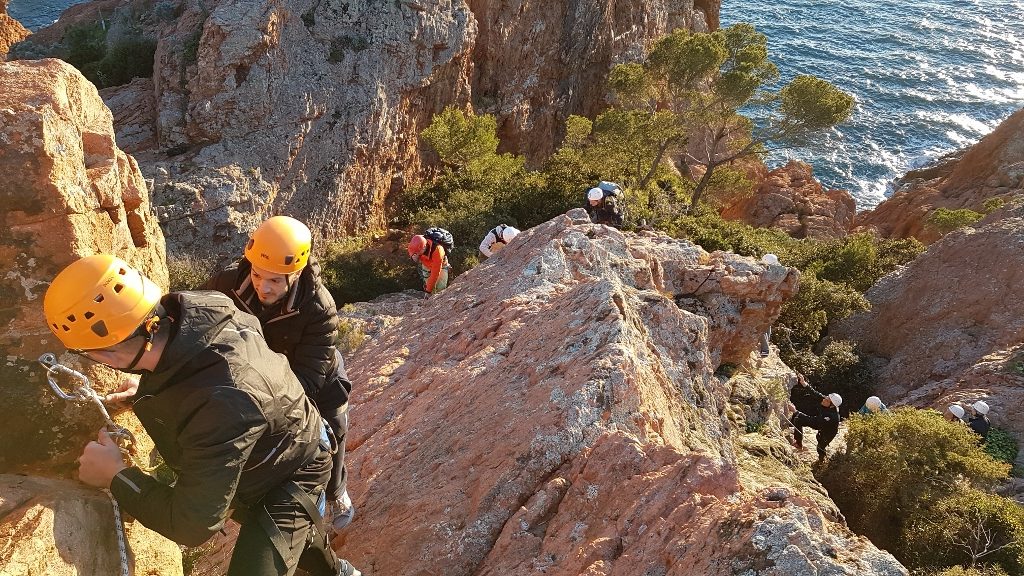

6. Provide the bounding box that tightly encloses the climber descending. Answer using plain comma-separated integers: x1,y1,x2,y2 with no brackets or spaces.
204,215,356,532
45,254,360,576
788,374,842,460
408,227,453,294
585,181,625,228
479,224,520,258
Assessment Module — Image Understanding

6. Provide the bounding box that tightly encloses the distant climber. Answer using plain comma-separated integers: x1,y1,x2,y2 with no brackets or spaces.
967,400,991,440
203,216,356,532
585,181,624,228
46,254,360,576
788,375,841,459
759,253,781,357
944,403,966,422
409,227,453,294
479,224,521,258
858,395,888,415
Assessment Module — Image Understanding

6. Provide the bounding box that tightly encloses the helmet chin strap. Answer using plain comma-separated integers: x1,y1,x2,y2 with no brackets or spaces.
126,315,161,372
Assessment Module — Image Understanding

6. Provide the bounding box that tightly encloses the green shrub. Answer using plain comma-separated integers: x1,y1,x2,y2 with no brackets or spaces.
985,428,1020,466
904,488,1024,574
335,316,367,356
81,37,157,88
319,237,420,306
932,566,1010,576
820,408,1011,560
781,339,873,409
167,254,215,292
983,197,1006,214
927,207,984,234
64,22,107,68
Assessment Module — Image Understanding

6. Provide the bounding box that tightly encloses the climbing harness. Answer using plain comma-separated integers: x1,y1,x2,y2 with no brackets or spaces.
38,352,134,576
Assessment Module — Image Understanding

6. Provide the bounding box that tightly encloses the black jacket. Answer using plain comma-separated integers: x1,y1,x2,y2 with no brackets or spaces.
109,291,324,547
969,415,991,440
586,195,624,227
204,257,351,409
790,381,825,415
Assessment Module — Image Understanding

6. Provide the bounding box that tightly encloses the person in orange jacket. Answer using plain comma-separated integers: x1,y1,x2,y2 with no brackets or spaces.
408,234,450,294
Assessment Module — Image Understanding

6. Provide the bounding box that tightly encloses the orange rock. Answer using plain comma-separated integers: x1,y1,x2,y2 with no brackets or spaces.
0,58,167,473
856,108,1024,243
722,161,856,239
0,0,29,59
328,212,903,575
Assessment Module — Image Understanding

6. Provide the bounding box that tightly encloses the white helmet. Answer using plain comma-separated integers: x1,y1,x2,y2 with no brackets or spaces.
828,393,843,407
865,396,882,412
761,253,780,266
587,187,604,202
972,400,990,415
500,226,519,243
948,404,965,419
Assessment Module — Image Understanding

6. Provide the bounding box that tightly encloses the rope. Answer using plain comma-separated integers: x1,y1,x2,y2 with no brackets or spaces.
103,488,131,576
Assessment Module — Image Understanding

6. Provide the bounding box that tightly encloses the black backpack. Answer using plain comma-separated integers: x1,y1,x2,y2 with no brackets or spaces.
424,227,454,257
490,224,509,245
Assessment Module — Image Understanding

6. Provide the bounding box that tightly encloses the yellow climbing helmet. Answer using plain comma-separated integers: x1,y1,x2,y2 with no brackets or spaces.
244,216,312,274
43,254,162,351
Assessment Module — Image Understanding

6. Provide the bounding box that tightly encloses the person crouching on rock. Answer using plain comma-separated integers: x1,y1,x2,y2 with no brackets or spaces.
203,216,356,533
967,400,991,440
585,182,625,228
49,254,360,576
479,224,520,259
408,229,451,295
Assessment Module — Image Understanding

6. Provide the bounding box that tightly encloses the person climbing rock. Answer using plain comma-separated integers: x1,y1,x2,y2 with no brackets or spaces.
967,400,991,440
204,216,356,532
585,181,624,228
858,395,888,415
408,227,453,295
789,375,842,460
479,224,520,258
46,254,360,576
759,253,781,357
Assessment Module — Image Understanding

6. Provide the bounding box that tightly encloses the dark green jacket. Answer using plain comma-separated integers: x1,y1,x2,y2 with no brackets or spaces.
204,257,350,409
109,291,323,547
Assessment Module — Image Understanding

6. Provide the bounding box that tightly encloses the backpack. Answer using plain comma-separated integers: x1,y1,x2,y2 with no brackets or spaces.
597,181,623,199
490,224,509,245
424,227,454,257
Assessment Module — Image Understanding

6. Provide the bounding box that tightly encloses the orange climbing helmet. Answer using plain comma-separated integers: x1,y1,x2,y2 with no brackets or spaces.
244,216,312,274
44,254,162,351
408,235,428,260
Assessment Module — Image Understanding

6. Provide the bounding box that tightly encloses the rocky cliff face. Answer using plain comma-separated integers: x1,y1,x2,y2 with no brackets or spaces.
0,0,29,59
0,58,179,575
324,211,904,575
855,108,1024,243
722,161,856,239
835,202,1024,441
14,0,718,260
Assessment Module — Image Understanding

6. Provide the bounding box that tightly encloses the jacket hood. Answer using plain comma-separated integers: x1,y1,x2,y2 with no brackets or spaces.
230,256,322,315
140,291,253,395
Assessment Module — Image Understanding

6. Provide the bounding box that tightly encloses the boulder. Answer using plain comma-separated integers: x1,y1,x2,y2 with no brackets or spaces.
722,161,856,239
856,108,1024,243
835,203,1024,440
0,58,167,474
325,211,903,575
0,0,29,59
0,474,182,576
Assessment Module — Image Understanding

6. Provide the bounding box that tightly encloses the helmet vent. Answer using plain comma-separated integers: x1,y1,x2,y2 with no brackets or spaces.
113,283,124,293
90,320,109,337
118,268,127,275
66,314,76,322
61,324,70,331
284,255,295,265
84,311,95,319
94,294,104,303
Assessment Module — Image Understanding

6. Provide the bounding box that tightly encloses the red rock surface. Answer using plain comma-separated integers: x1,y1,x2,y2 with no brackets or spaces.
856,108,1024,242
323,211,904,575
835,203,1024,442
0,0,29,59
722,160,856,239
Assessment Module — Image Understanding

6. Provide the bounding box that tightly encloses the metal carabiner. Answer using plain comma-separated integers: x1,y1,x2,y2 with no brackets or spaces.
37,352,139,453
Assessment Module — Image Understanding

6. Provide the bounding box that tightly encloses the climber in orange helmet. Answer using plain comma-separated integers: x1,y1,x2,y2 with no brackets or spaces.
408,227,453,294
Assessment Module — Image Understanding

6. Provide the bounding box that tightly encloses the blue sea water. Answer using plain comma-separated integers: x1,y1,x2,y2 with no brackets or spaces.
10,0,1024,209
723,0,1024,208
7,0,88,31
